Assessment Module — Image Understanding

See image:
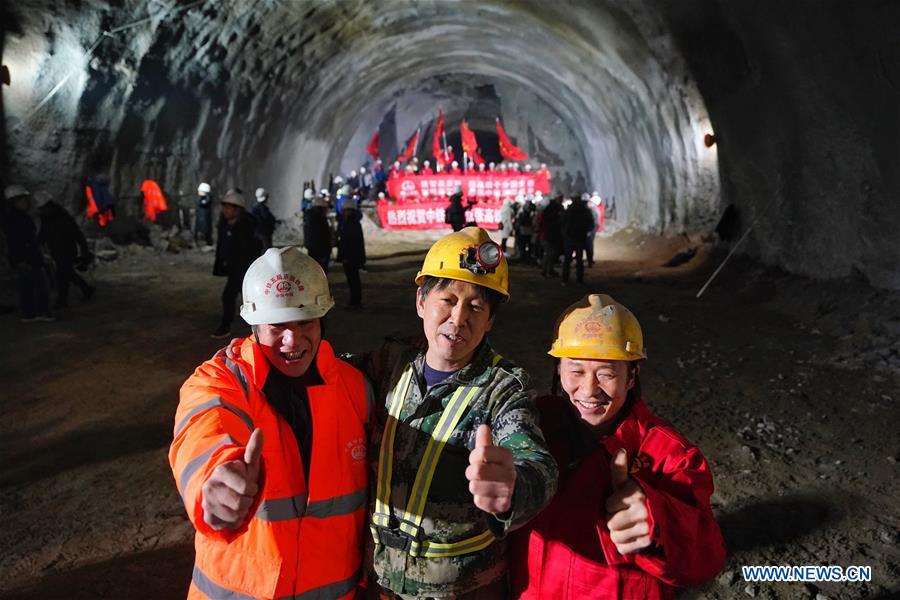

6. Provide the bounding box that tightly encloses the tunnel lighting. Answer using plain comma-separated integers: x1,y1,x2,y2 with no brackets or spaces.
704,133,716,148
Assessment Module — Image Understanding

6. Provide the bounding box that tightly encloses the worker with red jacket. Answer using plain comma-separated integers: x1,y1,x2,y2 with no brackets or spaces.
170,247,370,599
510,294,726,599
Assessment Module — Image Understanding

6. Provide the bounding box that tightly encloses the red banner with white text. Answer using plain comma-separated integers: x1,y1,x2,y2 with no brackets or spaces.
377,199,505,230
386,173,550,204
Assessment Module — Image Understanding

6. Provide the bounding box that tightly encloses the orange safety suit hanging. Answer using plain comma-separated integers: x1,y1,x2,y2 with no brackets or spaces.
170,337,368,600
141,179,168,222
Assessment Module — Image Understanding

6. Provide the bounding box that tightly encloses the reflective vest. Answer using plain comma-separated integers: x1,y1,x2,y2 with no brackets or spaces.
370,356,502,559
170,338,368,600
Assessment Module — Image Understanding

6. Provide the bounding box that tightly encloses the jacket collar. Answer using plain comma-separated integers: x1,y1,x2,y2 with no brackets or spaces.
412,338,499,388
241,336,338,390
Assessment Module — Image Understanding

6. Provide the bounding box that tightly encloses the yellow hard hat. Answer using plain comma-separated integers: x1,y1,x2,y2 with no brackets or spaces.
548,294,646,360
414,227,509,299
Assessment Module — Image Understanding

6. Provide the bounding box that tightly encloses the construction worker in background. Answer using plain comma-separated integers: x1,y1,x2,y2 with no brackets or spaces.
211,189,262,338
171,247,370,599
303,193,333,272
195,182,213,247
587,192,604,268
252,187,277,250
38,193,95,308
349,227,558,599
510,294,726,598
302,187,315,212
3,185,54,322
337,200,366,310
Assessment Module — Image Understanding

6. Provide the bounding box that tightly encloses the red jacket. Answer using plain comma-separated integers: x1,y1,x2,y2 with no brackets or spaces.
511,397,726,599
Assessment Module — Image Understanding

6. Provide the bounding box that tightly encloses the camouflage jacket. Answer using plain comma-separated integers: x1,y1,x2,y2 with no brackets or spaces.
350,335,558,598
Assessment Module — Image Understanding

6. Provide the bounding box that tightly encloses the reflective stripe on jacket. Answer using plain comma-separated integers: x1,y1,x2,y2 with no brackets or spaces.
170,337,368,600
510,397,726,599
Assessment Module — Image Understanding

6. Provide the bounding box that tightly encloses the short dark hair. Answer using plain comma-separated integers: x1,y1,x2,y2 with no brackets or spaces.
418,276,504,317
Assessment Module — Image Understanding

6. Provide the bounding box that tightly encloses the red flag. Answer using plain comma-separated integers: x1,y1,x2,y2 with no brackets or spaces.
496,118,529,161
366,129,379,160
460,119,485,165
396,129,420,162
432,111,445,163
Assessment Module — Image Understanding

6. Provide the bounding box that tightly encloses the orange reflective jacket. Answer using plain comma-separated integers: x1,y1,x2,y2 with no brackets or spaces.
141,179,168,222
170,338,368,599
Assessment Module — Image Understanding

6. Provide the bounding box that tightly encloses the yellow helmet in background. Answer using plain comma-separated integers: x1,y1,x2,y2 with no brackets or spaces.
548,294,646,360
415,227,509,299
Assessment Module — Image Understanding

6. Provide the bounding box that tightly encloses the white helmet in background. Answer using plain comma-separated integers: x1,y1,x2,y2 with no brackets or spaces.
241,247,335,325
4,184,30,200
255,187,268,201
303,188,315,200
197,182,211,195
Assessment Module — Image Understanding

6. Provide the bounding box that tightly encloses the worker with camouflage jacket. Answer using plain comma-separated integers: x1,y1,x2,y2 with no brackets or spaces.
349,227,558,599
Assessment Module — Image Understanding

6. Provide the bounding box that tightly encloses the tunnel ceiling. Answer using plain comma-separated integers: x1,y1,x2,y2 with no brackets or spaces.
4,0,900,289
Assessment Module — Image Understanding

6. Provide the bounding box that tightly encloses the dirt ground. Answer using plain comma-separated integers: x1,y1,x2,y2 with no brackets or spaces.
0,222,898,599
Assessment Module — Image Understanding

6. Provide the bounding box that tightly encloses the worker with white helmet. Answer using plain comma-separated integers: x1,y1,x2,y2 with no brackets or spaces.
303,193,333,272
171,247,370,599
510,294,726,598
195,182,213,247
350,227,557,598
251,187,276,250
3,184,54,322
211,189,262,338
586,191,604,268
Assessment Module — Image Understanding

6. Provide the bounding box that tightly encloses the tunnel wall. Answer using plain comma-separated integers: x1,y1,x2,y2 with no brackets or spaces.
661,0,900,289
6,1,896,289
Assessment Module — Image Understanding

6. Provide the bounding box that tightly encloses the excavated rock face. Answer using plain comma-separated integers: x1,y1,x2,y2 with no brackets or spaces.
3,0,899,288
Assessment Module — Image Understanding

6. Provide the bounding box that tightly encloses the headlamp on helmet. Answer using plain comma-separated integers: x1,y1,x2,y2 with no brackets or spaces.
460,241,502,275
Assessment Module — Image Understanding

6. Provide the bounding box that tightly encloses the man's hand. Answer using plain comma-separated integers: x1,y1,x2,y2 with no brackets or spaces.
466,424,516,514
213,338,244,363
201,428,264,530
605,449,652,554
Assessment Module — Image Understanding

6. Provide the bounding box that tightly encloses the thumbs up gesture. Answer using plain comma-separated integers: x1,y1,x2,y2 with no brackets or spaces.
466,424,517,514
201,428,264,530
605,449,652,554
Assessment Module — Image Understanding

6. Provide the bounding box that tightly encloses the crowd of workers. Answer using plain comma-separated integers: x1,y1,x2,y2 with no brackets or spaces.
4,173,726,599
2,185,95,322
171,223,727,598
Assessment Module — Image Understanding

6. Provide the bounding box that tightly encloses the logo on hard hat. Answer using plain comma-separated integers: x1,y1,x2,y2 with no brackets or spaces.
401,180,416,192
576,316,611,338
264,273,305,298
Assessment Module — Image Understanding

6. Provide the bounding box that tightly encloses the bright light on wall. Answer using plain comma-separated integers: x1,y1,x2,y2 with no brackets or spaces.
2,33,44,117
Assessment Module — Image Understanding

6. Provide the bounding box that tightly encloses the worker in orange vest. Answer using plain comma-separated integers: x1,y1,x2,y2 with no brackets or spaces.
170,246,370,599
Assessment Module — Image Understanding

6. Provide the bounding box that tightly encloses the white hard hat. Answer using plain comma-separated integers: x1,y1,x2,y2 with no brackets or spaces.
221,189,246,208
334,176,344,184
303,188,314,200
4,184,31,200
360,167,366,173
451,161,459,167
350,170,357,177
241,246,335,325
255,187,267,200
524,164,533,171
197,182,211,195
